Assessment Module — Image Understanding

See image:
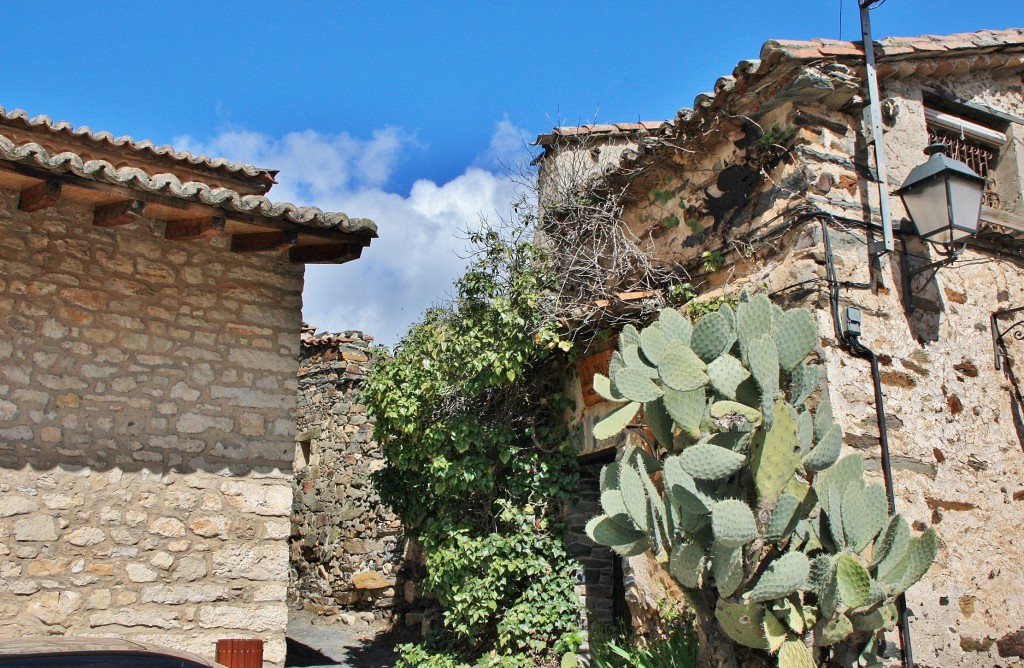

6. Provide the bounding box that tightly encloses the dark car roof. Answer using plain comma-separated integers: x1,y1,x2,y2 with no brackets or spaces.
0,637,226,667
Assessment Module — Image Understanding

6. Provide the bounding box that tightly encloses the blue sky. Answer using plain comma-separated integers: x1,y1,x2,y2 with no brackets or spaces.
6,2,1021,345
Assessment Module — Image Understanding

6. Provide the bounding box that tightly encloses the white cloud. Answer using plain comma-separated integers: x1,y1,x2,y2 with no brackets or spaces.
176,121,526,347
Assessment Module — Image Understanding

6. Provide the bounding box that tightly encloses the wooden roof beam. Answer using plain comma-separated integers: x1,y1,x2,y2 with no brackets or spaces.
288,243,362,264
18,181,62,213
164,216,225,241
230,230,298,253
93,200,146,227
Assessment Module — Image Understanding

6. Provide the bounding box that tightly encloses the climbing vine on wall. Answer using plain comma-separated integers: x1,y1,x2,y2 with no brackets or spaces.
364,227,583,666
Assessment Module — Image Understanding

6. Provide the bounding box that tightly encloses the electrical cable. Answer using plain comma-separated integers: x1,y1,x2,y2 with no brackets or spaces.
818,215,915,668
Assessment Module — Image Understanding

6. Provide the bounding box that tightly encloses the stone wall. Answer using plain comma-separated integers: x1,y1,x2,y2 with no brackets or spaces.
0,191,302,666
562,56,1024,666
290,331,405,620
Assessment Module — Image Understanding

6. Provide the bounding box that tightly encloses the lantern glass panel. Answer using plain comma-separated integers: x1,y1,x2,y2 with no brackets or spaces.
902,178,951,242
947,175,984,241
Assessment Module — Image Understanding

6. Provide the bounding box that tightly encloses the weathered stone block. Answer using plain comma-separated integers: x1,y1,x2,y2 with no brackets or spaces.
14,516,57,542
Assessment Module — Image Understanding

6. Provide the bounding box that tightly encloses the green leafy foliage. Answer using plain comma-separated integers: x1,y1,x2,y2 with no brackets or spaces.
366,230,582,666
585,295,937,667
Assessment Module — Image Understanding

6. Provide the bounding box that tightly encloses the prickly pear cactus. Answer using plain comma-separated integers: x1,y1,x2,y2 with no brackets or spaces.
584,293,937,668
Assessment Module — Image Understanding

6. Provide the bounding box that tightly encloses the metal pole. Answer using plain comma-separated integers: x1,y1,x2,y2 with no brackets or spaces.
860,1,895,254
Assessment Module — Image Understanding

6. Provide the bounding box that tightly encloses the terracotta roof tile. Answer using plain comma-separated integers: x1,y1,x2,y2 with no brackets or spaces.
0,134,377,237
0,106,275,185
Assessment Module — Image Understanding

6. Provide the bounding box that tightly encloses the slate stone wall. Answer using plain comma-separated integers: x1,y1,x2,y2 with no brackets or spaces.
290,332,406,620
0,191,302,666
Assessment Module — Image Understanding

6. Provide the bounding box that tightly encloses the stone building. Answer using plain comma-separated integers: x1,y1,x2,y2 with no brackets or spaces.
0,107,376,665
290,327,405,619
537,29,1024,665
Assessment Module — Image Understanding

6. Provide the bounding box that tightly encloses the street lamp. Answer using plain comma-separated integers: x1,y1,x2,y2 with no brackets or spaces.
896,143,986,251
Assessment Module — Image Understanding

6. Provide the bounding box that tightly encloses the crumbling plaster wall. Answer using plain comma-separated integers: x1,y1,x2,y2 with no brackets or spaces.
0,191,301,666
290,332,406,619
569,65,1024,665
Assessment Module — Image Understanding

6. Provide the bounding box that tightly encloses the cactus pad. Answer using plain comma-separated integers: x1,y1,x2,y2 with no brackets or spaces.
644,399,674,450
802,423,842,471
789,361,819,406
712,541,745,597
664,456,714,514
669,542,705,589
747,333,780,400
835,554,873,609
663,387,705,441
712,499,758,548
640,324,670,365
750,399,800,505
691,310,735,363
592,372,625,403
710,400,762,423
747,551,810,603
619,324,641,352
659,341,710,392
612,366,663,402
842,484,887,552
778,639,815,668
593,401,641,440
622,344,659,378
775,308,817,371
716,600,770,650
737,293,774,357
678,442,746,480
766,493,801,542
708,354,750,400
659,307,693,345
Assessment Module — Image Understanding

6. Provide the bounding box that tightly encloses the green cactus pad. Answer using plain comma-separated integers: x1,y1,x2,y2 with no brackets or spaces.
585,513,644,548
796,410,813,456
778,639,815,668
600,490,628,517
872,515,910,574
593,401,641,440
711,499,758,548
747,551,810,603
813,399,833,437
842,484,888,553
644,399,674,450
750,399,801,505
850,602,898,633
592,373,625,403
890,528,937,596
766,494,801,542
716,600,770,650
710,430,752,454
708,354,751,400
641,324,670,365
775,308,817,372
710,400,762,423
712,540,746,597
659,307,693,345
824,483,845,549
815,612,854,647
620,460,651,534
789,362,819,407
664,456,714,514
817,454,864,515
747,333,781,399
612,365,663,402
619,324,641,352
762,609,787,654
802,423,842,471
609,351,625,380
600,462,620,493
669,542,705,588
737,293,774,357
691,310,735,363
622,344,659,378
835,554,873,609
678,442,746,480
663,387,705,441
658,341,710,392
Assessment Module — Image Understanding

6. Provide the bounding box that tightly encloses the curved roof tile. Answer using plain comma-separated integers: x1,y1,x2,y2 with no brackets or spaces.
0,136,376,236
0,106,276,181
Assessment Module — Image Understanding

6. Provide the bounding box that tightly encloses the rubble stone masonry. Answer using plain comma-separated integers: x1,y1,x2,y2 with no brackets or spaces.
0,190,303,666
290,332,406,620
